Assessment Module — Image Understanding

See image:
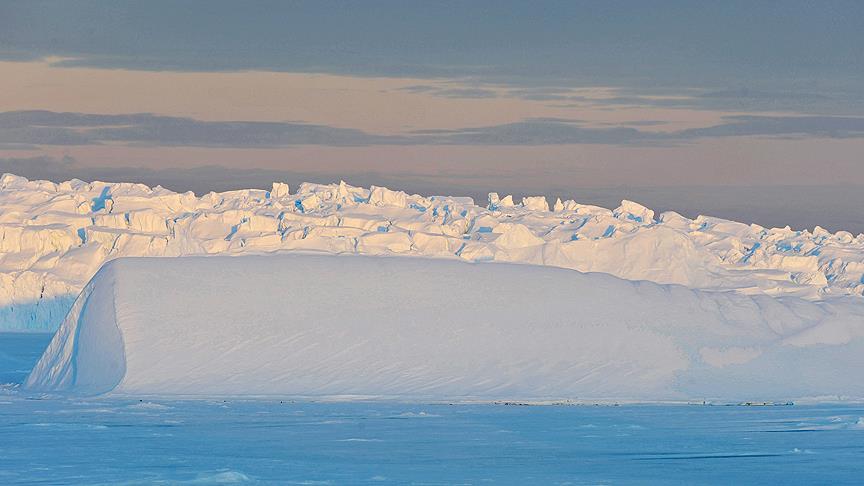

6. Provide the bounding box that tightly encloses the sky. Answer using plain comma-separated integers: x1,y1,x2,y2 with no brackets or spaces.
1,0,863,231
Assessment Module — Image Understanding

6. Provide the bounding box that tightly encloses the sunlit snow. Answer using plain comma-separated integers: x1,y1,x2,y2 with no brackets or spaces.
2,173,863,332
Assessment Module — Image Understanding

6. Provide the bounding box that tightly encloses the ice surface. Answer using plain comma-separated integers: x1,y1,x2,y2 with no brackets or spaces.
5,325,864,483
24,254,864,400
3,387,863,483
3,173,864,331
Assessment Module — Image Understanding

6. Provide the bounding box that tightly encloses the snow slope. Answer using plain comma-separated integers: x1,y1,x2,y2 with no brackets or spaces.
25,254,864,400
2,173,864,331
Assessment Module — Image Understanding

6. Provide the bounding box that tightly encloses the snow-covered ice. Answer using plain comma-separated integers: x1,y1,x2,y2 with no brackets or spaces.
2,173,864,332
24,254,864,400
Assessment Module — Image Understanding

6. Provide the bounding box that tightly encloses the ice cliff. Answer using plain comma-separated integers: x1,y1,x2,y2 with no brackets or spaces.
25,255,864,400
2,173,864,331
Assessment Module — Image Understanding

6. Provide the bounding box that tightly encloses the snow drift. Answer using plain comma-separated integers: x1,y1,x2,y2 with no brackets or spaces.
26,254,864,400
3,173,864,331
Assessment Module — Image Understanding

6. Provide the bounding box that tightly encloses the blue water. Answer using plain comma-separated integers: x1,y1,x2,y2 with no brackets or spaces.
1,333,863,484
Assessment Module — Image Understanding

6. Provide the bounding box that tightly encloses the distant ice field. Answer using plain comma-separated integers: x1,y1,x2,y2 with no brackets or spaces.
2,333,864,485
3,173,864,332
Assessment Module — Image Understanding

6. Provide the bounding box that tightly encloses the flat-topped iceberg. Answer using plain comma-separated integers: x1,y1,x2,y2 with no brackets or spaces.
26,255,864,400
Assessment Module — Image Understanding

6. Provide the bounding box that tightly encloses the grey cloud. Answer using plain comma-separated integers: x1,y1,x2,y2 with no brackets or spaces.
419,115,864,145
522,117,584,124
679,115,864,139
538,94,697,108
0,111,406,147
619,120,669,127
411,115,864,146
689,89,851,113
413,121,659,146
397,85,439,94
4,2,861,82
397,85,497,99
4,111,864,148
1,110,666,147
529,87,864,115
504,86,701,106
518,94,570,101
698,89,833,101
505,88,576,101
433,88,498,99
2,1,862,115
659,88,864,115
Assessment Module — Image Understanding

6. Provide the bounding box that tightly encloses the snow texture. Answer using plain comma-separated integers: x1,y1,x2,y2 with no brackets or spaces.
2,173,864,331
25,254,864,400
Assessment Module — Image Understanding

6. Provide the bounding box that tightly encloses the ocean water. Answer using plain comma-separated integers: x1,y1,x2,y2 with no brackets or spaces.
1,332,863,485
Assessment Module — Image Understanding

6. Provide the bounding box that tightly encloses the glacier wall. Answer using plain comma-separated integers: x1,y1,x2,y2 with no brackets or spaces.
2,173,864,331
25,255,864,400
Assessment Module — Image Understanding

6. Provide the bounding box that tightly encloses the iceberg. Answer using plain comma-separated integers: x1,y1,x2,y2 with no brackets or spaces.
25,254,864,400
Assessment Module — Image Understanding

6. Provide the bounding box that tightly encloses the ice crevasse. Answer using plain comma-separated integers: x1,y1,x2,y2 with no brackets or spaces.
25,254,864,400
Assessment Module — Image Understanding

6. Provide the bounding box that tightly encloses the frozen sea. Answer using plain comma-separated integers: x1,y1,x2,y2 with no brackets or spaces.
2,333,863,485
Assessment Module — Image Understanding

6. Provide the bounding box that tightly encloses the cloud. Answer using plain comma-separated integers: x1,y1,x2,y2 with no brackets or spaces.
505,87,579,101
678,115,864,139
4,111,864,148
2,0,862,116
0,111,665,147
0,111,405,148
412,121,659,145
432,88,498,99
397,85,439,94
409,116,864,146
533,87,864,115
619,120,669,127
397,85,498,99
